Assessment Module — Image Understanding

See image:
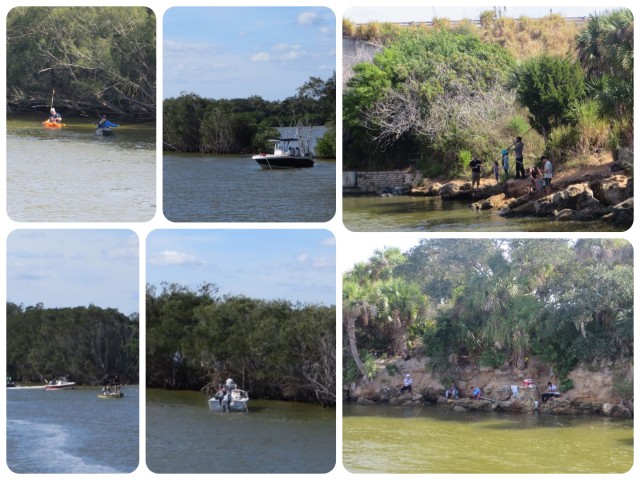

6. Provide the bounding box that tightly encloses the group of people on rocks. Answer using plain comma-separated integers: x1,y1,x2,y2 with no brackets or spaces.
400,374,560,404
470,136,554,195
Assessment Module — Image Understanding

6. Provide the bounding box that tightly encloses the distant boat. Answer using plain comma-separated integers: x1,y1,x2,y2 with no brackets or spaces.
253,138,314,169
7,377,16,388
208,378,249,412
98,391,124,399
45,378,76,390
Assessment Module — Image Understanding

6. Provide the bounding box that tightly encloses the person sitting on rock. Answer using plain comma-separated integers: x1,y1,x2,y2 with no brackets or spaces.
445,382,459,399
472,386,484,400
400,373,413,394
541,382,559,403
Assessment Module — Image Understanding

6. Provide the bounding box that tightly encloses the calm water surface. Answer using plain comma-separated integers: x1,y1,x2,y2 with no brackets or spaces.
343,404,633,473
343,195,626,232
6,115,155,222
7,386,139,473
164,155,335,222
146,389,335,473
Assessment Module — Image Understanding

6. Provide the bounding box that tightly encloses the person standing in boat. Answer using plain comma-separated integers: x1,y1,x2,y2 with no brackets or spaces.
49,108,62,124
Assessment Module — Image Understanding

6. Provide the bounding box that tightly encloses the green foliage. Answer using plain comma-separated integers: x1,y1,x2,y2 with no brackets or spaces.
147,284,336,406
559,378,574,392
362,351,378,381
6,303,139,384
314,120,336,158
6,7,156,120
385,363,399,376
613,375,633,402
506,116,530,137
479,350,506,369
163,74,335,153
344,27,516,174
512,55,586,137
345,239,633,384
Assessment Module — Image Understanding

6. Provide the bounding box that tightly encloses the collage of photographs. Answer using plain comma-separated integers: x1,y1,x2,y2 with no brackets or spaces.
1,2,635,478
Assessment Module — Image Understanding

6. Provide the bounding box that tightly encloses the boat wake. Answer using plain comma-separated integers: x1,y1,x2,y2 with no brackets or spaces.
7,419,122,474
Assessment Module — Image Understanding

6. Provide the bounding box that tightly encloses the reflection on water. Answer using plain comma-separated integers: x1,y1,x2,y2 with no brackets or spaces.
343,195,626,232
343,404,633,474
146,389,335,473
6,115,156,222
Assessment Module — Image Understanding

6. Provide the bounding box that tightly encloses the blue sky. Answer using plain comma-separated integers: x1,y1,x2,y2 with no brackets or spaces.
163,7,336,100
147,230,336,306
344,5,618,23
6,230,139,316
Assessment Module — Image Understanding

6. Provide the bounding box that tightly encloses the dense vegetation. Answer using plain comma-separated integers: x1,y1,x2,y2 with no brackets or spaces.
6,7,156,121
343,240,633,394
6,303,139,384
163,73,336,156
343,10,632,175
147,284,336,406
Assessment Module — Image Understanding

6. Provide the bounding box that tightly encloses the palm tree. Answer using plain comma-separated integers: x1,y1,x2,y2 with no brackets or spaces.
377,278,428,358
342,278,378,378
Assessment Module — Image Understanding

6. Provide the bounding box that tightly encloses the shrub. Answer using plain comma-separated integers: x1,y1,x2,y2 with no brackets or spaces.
559,378,574,392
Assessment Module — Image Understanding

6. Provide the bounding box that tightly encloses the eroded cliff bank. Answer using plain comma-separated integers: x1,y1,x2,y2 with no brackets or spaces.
345,355,633,418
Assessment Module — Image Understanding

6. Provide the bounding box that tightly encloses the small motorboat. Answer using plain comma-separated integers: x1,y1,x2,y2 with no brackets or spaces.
45,378,76,390
208,378,249,412
253,138,314,169
98,391,124,399
7,377,16,388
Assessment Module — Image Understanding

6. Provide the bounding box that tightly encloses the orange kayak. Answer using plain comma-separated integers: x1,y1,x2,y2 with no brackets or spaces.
42,120,64,128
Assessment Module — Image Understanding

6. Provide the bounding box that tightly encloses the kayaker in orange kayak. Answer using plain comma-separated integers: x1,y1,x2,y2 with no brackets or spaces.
48,107,62,124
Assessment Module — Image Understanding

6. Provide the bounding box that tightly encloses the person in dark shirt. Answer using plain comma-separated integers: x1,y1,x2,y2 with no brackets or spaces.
470,156,483,189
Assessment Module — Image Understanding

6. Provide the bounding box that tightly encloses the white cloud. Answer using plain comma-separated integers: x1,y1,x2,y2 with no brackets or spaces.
164,39,216,54
298,11,321,26
296,253,309,263
273,43,301,52
322,237,336,247
149,250,200,266
249,52,271,62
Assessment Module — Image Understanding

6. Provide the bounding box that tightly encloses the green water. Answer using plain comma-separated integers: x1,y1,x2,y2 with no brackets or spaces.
343,195,626,232
343,404,633,473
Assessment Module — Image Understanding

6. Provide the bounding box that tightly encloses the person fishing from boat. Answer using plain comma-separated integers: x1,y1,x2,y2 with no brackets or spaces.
97,114,120,129
49,108,62,124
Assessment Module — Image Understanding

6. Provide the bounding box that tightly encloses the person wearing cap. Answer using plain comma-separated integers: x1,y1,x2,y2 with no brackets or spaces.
49,108,62,124
400,373,413,394
501,148,509,176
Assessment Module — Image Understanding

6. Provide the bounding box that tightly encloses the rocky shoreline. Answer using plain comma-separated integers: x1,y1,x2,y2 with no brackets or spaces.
405,152,633,229
345,356,633,419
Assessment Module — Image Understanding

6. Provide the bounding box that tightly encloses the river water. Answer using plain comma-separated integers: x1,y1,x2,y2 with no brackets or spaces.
343,404,633,474
6,386,139,473
146,389,336,473
343,195,626,232
164,155,335,222
163,125,335,222
6,115,156,222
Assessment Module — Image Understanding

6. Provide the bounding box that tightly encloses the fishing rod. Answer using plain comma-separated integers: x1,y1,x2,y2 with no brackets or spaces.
50,88,55,110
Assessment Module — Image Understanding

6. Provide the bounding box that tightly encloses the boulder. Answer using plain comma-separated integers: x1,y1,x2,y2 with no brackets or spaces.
591,175,629,206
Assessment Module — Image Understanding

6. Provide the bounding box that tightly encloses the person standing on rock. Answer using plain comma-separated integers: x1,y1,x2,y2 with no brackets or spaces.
542,155,553,194
501,149,510,176
513,137,525,179
470,155,483,190
400,373,413,394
